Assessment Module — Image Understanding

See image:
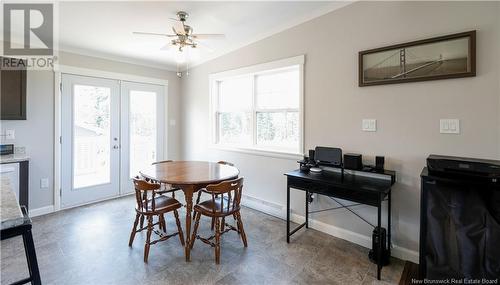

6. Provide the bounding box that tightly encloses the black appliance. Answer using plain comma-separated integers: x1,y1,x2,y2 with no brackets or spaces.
368,227,389,265
344,153,362,170
315,146,342,166
420,155,500,280
0,144,14,155
375,156,385,172
427,154,500,180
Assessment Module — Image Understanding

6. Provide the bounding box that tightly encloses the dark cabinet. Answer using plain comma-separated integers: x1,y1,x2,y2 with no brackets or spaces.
420,168,500,279
0,57,27,120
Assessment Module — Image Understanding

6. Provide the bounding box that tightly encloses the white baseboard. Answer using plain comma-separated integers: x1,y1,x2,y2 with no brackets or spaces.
29,205,55,217
242,194,284,218
241,195,419,264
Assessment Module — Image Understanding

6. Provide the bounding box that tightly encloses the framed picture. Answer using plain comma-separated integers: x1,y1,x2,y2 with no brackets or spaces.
359,31,476,87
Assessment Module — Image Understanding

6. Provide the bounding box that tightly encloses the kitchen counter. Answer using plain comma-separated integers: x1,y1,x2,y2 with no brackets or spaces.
0,176,25,230
0,154,30,164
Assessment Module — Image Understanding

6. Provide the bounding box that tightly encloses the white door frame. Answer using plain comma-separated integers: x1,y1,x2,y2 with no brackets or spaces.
54,64,169,211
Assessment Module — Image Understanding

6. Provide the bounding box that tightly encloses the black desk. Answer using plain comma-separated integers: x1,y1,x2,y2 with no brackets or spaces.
284,169,394,280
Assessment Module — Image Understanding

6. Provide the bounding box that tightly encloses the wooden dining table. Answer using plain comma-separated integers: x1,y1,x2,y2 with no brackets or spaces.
140,160,240,261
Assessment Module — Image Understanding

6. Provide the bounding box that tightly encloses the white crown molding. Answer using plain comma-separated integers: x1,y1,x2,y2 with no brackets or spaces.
57,45,178,72
183,1,355,71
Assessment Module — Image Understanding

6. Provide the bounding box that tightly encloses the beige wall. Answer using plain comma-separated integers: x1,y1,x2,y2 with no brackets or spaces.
181,1,500,258
1,52,181,210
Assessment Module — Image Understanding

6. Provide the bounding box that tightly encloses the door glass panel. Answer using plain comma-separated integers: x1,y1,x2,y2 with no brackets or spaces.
73,85,111,189
129,90,157,178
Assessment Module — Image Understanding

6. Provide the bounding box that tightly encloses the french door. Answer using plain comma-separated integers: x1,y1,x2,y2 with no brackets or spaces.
120,81,164,194
61,74,165,208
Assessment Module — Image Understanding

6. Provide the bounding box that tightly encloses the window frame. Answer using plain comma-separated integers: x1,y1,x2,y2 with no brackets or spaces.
209,55,304,159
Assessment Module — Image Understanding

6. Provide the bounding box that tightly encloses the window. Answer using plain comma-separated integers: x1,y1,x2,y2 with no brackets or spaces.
210,55,304,156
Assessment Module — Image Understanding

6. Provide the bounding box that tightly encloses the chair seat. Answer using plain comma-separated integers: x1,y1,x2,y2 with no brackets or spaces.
194,197,240,217
137,195,182,214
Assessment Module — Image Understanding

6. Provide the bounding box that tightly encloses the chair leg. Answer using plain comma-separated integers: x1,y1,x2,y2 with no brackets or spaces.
235,211,248,247
139,214,145,229
190,211,201,250
221,217,225,232
144,216,153,263
193,192,201,220
211,217,215,231
160,214,166,232
129,213,140,246
215,217,221,264
173,209,185,246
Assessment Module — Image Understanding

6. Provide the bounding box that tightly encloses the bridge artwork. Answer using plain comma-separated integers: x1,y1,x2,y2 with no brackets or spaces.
359,31,475,86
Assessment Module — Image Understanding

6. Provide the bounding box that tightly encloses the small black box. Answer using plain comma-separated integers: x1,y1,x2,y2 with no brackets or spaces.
344,153,362,170
376,156,385,171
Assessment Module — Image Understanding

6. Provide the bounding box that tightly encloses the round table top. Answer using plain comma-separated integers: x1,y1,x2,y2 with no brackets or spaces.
140,161,240,186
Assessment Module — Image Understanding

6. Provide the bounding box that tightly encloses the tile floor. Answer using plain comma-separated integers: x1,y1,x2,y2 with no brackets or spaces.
1,196,404,285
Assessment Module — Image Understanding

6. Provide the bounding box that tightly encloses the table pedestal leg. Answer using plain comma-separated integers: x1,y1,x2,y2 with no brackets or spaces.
184,186,195,262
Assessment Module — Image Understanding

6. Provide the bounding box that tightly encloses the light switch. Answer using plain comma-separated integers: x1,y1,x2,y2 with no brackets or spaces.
6,130,15,140
440,119,460,134
362,119,377,132
40,178,49,189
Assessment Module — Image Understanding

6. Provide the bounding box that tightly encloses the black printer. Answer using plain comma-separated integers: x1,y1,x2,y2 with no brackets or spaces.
427,154,500,181
420,155,500,280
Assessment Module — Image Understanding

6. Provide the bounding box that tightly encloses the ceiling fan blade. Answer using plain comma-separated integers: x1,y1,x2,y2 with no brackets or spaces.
192,34,226,40
133,32,176,37
195,41,214,53
172,22,185,35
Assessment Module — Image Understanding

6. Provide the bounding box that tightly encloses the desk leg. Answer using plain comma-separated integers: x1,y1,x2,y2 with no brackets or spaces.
388,190,391,259
286,182,290,243
23,227,41,285
184,186,195,262
377,195,382,280
305,190,309,229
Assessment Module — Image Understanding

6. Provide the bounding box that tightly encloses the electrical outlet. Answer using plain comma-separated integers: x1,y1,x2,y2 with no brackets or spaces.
40,178,49,189
6,130,15,140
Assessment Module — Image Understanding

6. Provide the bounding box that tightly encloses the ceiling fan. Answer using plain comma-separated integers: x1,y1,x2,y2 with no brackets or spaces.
133,11,225,53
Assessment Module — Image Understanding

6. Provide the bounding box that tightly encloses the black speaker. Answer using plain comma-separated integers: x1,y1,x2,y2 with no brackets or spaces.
369,227,390,265
376,156,385,172
344,153,362,170
308,149,315,163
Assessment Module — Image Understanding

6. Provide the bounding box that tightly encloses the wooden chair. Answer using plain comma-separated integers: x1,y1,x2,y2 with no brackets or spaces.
195,161,235,230
189,177,247,264
129,178,185,263
140,160,181,230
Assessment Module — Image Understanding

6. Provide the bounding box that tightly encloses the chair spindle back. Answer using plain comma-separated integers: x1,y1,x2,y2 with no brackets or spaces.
205,177,244,215
133,177,161,213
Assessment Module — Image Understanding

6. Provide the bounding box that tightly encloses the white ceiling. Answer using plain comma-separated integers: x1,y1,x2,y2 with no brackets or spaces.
56,1,350,71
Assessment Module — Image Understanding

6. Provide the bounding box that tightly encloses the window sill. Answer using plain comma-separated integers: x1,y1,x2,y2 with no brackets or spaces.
209,144,303,160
